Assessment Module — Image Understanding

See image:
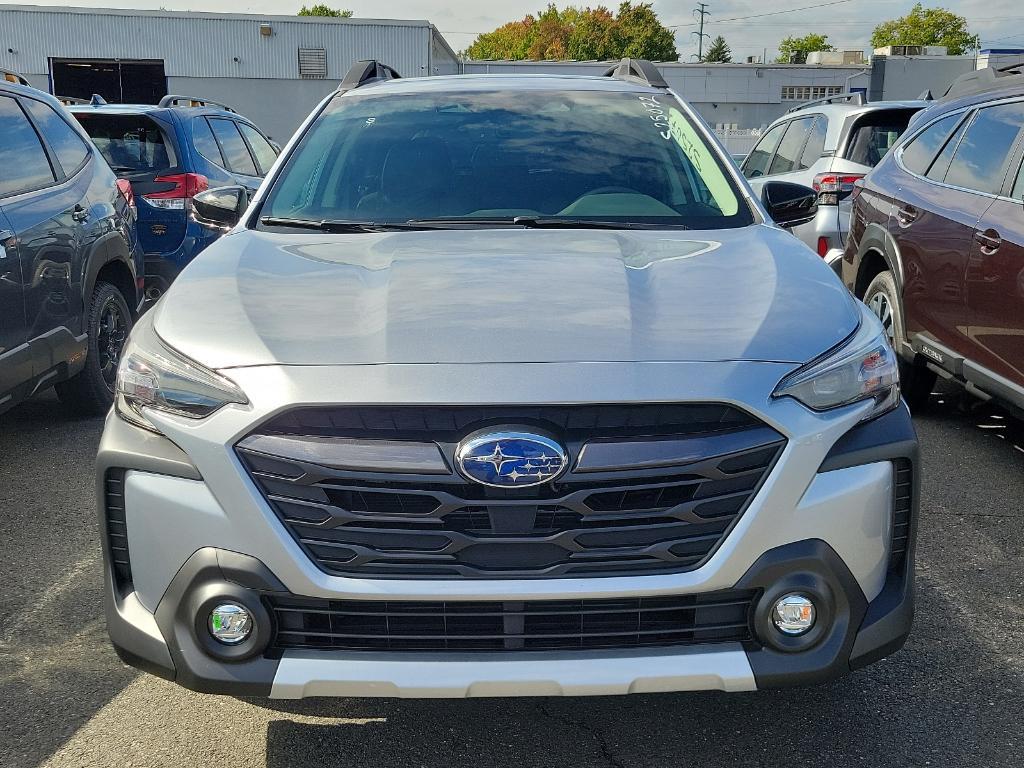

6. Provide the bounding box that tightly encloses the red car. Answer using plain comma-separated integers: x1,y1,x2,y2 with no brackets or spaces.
842,65,1024,413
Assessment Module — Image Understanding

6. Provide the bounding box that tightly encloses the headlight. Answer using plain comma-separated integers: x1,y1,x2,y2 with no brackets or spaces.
115,316,247,433
773,303,899,422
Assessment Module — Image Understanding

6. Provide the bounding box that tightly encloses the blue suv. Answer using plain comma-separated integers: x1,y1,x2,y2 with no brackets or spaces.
68,96,279,299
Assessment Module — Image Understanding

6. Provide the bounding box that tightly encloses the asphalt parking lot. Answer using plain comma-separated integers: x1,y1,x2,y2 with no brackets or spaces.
1,386,1022,768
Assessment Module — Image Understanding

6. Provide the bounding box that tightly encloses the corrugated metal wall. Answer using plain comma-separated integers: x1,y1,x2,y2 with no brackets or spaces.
0,5,453,80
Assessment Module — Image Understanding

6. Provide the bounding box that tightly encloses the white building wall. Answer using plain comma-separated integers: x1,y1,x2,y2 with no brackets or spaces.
0,4,454,80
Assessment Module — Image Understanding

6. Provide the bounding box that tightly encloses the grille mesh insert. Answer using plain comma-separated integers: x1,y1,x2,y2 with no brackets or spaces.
239,404,784,579
268,589,760,652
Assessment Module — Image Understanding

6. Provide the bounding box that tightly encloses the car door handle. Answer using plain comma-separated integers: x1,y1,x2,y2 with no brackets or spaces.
72,204,89,222
974,228,1002,255
896,206,918,226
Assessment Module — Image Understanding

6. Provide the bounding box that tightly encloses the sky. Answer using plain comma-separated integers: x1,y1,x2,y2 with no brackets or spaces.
2,0,1023,62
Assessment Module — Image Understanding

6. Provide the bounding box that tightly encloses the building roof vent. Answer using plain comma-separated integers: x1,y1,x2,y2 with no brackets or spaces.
298,47,328,79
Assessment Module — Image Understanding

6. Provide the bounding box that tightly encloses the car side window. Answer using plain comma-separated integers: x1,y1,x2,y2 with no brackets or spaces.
943,101,1024,195
22,98,90,177
768,117,815,176
0,95,55,197
237,123,278,175
209,118,258,176
1012,157,1024,200
192,117,226,168
741,122,786,178
900,112,964,175
925,118,969,183
799,116,827,170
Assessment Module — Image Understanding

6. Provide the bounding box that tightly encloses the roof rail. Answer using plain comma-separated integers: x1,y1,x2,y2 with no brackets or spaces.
56,95,90,105
1,67,31,87
158,94,237,112
786,91,865,114
602,58,668,89
339,60,401,92
942,65,1024,100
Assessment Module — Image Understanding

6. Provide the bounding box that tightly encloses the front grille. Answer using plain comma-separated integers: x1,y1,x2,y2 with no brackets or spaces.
268,589,760,652
238,404,785,579
104,469,133,593
889,459,913,570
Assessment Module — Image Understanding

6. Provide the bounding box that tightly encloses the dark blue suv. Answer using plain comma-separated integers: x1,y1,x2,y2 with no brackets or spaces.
1,71,142,416
68,96,279,299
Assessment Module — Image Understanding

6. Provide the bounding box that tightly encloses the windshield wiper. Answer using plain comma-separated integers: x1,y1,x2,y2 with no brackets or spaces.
259,217,437,233
406,216,690,230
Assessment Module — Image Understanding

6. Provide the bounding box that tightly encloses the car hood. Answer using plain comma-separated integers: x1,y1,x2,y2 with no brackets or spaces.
153,225,859,369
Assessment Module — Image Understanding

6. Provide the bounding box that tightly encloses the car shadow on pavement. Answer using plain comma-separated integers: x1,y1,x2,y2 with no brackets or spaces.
255,575,1023,768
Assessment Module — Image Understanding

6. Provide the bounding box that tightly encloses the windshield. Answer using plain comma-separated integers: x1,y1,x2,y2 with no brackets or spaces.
259,88,753,229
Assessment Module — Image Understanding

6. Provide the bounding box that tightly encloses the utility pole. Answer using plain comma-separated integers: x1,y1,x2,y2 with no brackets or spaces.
692,3,710,62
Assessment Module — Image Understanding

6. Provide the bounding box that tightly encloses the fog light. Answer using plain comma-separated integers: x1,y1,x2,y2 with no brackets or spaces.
772,594,816,635
208,603,253,644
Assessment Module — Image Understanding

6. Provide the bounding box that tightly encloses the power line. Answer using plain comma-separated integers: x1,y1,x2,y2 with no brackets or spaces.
692,3,711,62
670,0,857,29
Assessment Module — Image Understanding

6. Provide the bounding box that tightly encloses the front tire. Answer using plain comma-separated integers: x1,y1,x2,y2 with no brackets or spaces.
56,281,133,416
863,270,934,411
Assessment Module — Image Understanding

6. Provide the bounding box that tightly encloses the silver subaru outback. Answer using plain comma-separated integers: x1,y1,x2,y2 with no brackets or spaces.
97,59,918,699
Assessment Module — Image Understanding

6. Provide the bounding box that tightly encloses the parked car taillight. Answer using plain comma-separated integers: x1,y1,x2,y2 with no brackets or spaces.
115,178,136,215
142,173,210,210
812,173,864,205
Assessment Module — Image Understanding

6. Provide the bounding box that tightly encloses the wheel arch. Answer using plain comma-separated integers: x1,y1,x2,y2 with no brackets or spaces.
853,223,903,299
85,234,140,318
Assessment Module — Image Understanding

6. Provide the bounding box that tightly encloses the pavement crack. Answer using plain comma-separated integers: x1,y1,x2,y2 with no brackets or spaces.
537,702,626,768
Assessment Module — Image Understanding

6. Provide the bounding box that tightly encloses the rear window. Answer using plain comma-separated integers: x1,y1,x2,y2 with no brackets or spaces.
72,113,176,174
844,109,920,167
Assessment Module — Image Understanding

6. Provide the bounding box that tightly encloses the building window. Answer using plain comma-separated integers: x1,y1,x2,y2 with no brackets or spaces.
781,85,844,101
298,48,328,79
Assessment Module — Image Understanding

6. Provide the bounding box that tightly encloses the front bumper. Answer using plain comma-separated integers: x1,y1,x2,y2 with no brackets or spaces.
97,361,918,698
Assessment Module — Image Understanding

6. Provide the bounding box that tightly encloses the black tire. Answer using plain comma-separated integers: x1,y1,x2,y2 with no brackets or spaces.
862,270,935,412
55,281,133,416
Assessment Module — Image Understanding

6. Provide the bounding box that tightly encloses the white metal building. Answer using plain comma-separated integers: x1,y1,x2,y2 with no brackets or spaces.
0,4,460,141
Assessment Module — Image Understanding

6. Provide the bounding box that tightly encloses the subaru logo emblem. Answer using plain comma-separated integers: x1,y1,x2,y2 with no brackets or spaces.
455,431,568,488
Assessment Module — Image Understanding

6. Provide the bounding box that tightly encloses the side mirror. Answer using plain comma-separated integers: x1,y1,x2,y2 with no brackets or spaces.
269,139,283,154
191,186,249,231
761,181,818,229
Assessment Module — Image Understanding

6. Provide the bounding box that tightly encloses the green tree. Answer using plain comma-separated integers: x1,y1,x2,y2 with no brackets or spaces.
871,3,979,56
297,5,353,17
777,33,834,64
464,3,678,62
703,35,732,63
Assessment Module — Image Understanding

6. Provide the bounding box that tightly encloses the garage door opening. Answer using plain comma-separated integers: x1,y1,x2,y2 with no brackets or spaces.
50,59,166,104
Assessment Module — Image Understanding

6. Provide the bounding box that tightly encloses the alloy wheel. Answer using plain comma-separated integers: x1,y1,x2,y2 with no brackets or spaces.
867,290,895,345
97,298,128,391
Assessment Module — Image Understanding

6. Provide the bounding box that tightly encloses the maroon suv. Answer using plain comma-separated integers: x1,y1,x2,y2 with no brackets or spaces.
842,66,1024,413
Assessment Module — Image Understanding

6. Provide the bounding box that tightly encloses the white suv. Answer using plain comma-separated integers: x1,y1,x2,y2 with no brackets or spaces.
742,94,928,270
